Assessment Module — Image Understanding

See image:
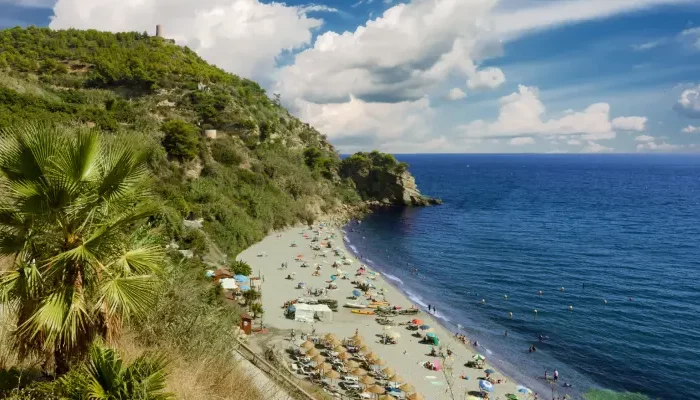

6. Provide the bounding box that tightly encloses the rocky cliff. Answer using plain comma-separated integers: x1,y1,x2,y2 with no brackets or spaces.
339,151,441,207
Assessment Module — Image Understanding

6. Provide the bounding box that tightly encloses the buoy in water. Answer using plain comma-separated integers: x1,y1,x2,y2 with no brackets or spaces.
560,287,565,292
568,305,573,311
509,312,513,318
538,290,543,296
504,295,508,299
604,300,607,304
481,299,485,304
533,309,538,314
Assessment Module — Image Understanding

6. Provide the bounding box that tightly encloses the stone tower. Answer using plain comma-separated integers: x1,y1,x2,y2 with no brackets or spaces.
156,25,163,38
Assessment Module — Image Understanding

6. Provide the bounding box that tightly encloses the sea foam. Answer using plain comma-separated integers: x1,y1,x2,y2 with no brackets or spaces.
384,273,404,285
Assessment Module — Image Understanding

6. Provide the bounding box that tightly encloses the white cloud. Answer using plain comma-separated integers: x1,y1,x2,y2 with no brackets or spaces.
50,0,322,81
294,95,435,149
460,85,645,141
467,67,506,90
509,137,535,146
682,125,700,133
679,27,700,50
675,85,700,118
493,0,691,40
635,134,655,142
636,141,683,151
275,0,504,105
567,139,581,145
298,4,339,14
446,88,467,101
612,116,647,131
632,39,664,51
582,141,613,153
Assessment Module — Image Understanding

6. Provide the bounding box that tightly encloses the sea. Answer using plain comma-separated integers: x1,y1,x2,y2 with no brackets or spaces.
342,154,700,400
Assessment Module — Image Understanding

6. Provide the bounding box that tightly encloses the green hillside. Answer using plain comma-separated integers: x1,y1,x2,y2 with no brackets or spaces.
0,26,436,399
0,26,367,257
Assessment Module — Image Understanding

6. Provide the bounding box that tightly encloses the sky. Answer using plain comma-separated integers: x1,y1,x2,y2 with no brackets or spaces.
2,0,700,153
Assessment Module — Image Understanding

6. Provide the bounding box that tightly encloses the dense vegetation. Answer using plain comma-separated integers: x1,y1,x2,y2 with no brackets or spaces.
0,27,426,399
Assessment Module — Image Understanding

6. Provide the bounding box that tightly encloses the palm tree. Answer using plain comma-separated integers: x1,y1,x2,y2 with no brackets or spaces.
0,123,163,374
62,343,173,399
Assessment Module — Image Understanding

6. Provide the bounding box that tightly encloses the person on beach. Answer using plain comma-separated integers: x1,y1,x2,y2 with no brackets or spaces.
428,304,431,311
544,370,548,380
554,369,559,381
504,331,508,337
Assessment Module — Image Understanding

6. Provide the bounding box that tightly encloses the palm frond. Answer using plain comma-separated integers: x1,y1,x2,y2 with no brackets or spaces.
97,141,148,204
84,344,123,400
97,275,159,323
109,245,164,276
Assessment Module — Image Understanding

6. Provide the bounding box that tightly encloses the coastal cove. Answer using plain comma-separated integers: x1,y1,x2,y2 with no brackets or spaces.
343,154,700,400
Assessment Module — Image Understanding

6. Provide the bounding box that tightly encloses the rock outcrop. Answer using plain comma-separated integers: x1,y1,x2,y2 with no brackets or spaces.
339,151,441,207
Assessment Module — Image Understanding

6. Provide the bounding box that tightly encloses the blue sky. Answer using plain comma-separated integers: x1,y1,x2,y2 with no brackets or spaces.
3,0,700,153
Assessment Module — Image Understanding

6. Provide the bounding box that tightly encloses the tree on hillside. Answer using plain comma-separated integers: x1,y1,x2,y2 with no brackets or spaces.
0,123,164,375
161,119,200,161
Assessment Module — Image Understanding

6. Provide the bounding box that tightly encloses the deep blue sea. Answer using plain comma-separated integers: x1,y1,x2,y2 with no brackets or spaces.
343,154,700,400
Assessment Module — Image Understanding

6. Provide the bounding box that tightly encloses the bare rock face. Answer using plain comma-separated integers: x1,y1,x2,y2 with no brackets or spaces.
396,171,441,206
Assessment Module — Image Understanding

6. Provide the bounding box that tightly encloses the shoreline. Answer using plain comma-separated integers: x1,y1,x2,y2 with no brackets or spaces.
239,221,533,400
339,224,561,399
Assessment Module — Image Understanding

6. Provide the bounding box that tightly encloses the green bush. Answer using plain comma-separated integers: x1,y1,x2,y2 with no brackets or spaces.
211,137,244,166
230,259,252,276
161,119,200,161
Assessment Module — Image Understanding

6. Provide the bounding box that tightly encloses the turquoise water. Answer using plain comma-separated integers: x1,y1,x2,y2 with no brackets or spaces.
343,154,700,400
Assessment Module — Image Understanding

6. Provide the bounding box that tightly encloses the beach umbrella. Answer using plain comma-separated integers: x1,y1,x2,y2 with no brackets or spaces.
346,360,360,368
473,354,486,361
353,289,362,297
239,285,251,292
301,340,315,350
382,367,395,376
371,358,386,366
338,352,351,361
407,394,425,400
465,396,481,400
306,348,320,357
328,338,341,347
351,368,368,377
426,332,438,339
484,369,495,374
315,362,332,373
333,344,345,352
378,396,393,400
367,385,385,395
382,325,393,331
411,319,423,325
352,333,365,342
359,345,371,354
399,383,416,393
311,355,326,364
479,380,495,392
389,375,405,384
387,331,401,339
419,324,430,330
359,376,375,386
325,333,337,341
506,394,519,400
326,369,340,381
366,352,378,361
517,386,532,394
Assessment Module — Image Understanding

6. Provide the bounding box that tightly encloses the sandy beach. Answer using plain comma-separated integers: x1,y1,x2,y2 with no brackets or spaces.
239,223,529,400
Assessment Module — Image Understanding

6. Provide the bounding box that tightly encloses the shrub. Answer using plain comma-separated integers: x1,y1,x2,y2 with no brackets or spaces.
211,138,244,166
161,119,200,161
230,259,252,276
